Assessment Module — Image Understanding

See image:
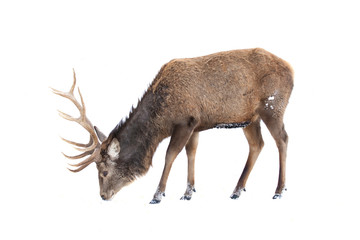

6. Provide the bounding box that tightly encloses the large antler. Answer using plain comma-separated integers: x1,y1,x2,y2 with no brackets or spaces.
52,70,101,172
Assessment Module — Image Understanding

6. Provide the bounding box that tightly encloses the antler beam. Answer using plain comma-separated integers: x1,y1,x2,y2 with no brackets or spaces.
52,70,100,172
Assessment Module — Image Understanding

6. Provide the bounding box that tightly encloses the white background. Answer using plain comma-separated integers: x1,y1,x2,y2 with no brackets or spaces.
1,0,360,239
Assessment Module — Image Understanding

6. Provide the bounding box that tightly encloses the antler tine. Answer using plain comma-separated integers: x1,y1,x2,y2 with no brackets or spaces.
75,87,100,152
70,68,76,93
67,148,101,172
78,87,86,118
67,162,92,173
68,154,98,167
60,136,94,149
57,110,77,122
62,150,95,160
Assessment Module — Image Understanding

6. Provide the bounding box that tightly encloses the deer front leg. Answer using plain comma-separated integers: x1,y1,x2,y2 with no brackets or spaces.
180,132,199,201
150,119,198,204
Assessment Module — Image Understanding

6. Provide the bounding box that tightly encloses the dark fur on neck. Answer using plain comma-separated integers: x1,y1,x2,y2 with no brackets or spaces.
106,89,168,180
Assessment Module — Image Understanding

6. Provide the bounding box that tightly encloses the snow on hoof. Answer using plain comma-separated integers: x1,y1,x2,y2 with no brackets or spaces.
273,188,287,199
272,194,282,199
180,195,192,201
150,189,165,204
181,184,196,201
230,188,246,200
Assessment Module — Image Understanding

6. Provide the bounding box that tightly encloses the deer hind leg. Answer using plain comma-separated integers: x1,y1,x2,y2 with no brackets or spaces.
180,131,199,201
259,109,288,199
150,118,198,204
231,118,264,199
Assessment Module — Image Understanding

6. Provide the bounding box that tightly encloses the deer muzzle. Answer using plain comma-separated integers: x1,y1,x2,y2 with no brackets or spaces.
100,190,115,201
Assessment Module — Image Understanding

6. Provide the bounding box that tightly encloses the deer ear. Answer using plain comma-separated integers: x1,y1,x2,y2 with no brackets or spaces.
94,126,107,142
107,138,120,160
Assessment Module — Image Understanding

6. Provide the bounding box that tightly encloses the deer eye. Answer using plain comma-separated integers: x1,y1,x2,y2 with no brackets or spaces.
100,150,106,157
103,171,108,177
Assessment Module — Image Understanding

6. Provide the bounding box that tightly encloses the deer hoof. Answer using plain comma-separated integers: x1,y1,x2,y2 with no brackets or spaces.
230,187,246,200
273,188,287,199
150,189,165,204
180,195,192,201
230,193,240,199
180,184,196,201
272,194,282,199
149,193,164,204
149,199,161,204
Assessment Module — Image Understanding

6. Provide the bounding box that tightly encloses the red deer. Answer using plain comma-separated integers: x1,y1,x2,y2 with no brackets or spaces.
52,48,294,204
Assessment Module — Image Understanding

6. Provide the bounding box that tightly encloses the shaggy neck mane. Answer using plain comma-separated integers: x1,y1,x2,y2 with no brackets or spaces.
108,89,165,179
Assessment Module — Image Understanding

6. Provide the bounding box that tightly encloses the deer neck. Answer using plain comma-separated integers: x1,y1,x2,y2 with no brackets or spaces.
114,92,166,177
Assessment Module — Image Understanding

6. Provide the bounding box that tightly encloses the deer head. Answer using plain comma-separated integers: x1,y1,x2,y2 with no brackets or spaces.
52,70,131,200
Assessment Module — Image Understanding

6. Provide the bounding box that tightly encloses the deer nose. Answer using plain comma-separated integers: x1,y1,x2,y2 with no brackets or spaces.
101,194,107,200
